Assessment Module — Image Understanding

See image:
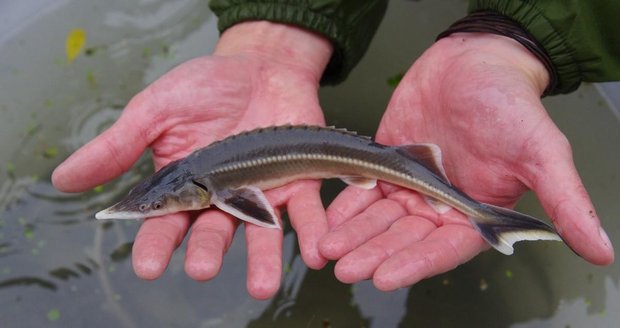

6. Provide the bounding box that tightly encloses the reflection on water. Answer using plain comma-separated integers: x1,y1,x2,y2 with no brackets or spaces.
514,277,620,328
0,0,618,327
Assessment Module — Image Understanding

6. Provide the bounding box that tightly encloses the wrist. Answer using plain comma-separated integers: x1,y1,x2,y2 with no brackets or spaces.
214,21,333,83
437,33,550,95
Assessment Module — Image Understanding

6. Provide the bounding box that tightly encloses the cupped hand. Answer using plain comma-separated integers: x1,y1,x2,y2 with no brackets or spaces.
320,33,614,291
52,21,333,299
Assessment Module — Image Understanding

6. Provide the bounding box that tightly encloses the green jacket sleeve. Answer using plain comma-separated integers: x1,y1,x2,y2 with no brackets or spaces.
470,0,620,94
208,0,388,85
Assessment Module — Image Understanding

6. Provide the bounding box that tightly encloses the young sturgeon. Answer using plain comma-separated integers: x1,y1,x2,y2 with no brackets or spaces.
96,125,561,255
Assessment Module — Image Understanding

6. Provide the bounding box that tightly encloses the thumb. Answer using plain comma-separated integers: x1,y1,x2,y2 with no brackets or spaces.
52,93,155,192
529,140,614,265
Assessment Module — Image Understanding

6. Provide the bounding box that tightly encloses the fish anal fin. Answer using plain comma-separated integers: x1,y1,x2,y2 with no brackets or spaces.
340,176,377,190
423,196,452,214
397,144,449,183
212,186,281,229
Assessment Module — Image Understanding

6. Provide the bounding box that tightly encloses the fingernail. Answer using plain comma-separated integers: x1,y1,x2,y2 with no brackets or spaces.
599,227,613,250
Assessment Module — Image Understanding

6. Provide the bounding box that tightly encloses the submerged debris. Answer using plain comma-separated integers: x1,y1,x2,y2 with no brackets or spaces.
479,278,488,291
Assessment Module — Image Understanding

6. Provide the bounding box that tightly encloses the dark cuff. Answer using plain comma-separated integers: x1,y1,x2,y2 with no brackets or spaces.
465,1,583,94
437,11,558,96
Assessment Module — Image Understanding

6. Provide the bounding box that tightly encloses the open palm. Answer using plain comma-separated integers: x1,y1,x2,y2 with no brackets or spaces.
53,22,332,299
320,34,614,290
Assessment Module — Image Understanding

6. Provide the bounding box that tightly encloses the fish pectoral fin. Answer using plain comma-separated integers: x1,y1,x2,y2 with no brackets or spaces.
340,176,377,190
396,143,450,184
212,186,281,229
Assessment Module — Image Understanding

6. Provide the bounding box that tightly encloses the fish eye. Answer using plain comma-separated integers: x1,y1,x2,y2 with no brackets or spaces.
139,204,148,212
152,201,162,210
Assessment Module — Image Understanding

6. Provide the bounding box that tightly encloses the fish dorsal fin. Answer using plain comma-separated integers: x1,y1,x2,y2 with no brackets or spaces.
211,186,281,229
325,125,372,140
397,143,450,184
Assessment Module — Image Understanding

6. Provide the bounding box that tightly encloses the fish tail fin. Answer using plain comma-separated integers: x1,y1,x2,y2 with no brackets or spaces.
469,204,562,255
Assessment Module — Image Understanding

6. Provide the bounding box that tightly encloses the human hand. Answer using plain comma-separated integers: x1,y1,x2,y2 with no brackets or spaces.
52,21,333,299
320,33,614,291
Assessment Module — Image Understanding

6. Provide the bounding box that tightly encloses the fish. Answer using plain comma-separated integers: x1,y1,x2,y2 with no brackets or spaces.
96,125,562,255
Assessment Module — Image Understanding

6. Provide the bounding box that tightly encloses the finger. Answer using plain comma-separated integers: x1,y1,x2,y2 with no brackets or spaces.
325,186,384,229
245,218,283,300
373,225,486,291
52,92,157,192
132,212,192,280
184,210,238,281
287,184,329,269
319,199,407,260
531,146,614,265
334,216,436,283
386,188,441,221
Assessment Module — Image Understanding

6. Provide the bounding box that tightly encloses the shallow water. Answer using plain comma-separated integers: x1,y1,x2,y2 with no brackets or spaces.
1,0,618,327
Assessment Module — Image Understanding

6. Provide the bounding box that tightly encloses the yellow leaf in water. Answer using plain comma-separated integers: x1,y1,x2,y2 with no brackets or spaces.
65,28,87,63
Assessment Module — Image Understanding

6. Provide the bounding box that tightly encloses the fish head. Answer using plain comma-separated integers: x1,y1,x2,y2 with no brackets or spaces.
95,163,212,220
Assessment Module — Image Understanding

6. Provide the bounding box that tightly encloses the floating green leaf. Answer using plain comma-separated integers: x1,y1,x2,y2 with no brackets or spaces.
86,70,96,87
26,123,40,136
24,226,34,240
47,308,61,321
142,47,152,58
93,185,104,193
43,146,58,159
387,72,404,88
6,162,15,178
505,270,513,278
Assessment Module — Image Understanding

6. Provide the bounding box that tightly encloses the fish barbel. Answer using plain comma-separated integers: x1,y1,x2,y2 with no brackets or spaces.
96,125,562,255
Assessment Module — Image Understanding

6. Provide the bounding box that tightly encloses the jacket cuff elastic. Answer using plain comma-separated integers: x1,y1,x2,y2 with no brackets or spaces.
210,2,387,85
470,0,581,94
